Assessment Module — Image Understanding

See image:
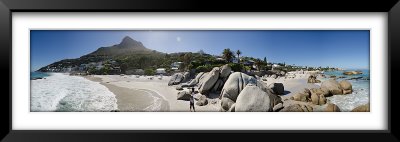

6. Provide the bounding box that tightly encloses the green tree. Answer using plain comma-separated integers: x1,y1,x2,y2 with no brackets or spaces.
229,63,244,72
144,68,155,76
236,50,242,63
138,56,147,69
255,59,263,71
244,66,251,72
87,66,96,75
196,64,213,73
183,52,192,71
222,48,234,63
117,58,128,74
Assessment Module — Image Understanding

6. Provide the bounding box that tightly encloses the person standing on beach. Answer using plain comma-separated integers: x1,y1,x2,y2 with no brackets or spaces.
190,88,196,112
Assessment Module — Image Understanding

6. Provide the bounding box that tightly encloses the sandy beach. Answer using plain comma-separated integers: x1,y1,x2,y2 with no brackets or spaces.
85,75,221,112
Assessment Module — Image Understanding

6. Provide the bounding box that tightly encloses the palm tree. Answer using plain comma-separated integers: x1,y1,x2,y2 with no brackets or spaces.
222,48,234,63
236,50,242,63
255,59,263,71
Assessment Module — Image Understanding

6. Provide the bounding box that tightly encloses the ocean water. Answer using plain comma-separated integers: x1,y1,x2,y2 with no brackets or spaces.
320,69,370,111
31,73,118,112
30,72,50,80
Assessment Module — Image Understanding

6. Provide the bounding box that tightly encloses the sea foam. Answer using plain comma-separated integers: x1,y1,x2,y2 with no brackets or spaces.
321,70,370,111
31,73,118,112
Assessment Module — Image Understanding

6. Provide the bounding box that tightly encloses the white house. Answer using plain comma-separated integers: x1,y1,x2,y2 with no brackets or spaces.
156,68,166,74
216,57,225,61
171,62,182,70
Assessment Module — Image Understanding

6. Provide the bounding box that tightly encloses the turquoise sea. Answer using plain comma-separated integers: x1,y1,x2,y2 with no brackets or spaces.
30,72,50,80
321,69,370,111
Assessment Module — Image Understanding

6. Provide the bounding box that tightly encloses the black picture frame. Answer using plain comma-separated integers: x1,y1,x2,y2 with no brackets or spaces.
1,0,399,141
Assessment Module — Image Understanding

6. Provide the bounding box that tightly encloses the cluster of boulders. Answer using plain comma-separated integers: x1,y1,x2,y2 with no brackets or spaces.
280,103,342,112
281,104,314,112
290,88,327,105
307,75,321,83
286,79,355,112
343,70,363,75
171,64,366,112
195,64,233,94
175,64,233,94
171,64,233,106
322,79,353,95
292,79,353,104
260,70,286,79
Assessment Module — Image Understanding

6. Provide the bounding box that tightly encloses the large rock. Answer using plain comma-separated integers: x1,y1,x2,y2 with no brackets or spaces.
309,88,327,105
186,72,206,86
319,95,326,105
280,104,313,112
221,97,235,111
310,93,319,105
280,71,286,76
268,83,284,95
196,95,208,106
181,72,191,83
235,84,273,112
343,71,362,75
176,85,183,90
228,103,236,112
219,64,232,79
220,72,257,102
198,67,220,94
351,104,370,112
177,91,191,101
321,79,343,95
273,103,284,112
292,92,310,102
211,79,224,93
310,88,330,97
269,93,283,107
339,80,352,94
324,103,341,112
307,75,321,83
310,93,326,105
219,72,269,111
168,73,184,86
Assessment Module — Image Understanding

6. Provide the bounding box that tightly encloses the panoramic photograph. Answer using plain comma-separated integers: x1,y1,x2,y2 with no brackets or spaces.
30,30,370,112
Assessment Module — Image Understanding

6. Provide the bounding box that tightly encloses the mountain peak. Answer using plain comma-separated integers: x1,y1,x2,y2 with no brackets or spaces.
119,36,143,48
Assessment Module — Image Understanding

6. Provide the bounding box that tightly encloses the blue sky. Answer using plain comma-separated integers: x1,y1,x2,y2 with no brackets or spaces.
31,30,369,71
